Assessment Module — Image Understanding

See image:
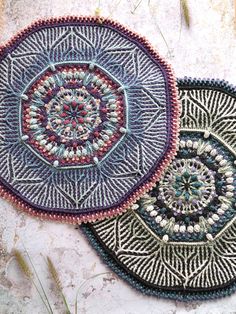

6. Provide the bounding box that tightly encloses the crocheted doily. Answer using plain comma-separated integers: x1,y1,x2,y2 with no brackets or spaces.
0,17,179,224
82,78,236,300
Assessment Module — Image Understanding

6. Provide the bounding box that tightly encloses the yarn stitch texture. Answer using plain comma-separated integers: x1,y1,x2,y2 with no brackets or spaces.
0,17,179,224
82,78,236,300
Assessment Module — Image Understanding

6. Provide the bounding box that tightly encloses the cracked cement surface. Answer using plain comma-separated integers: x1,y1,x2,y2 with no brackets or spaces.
0,0,236,313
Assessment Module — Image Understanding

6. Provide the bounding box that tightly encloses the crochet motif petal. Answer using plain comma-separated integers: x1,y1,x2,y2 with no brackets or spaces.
0,17,179,224
82,78,236,300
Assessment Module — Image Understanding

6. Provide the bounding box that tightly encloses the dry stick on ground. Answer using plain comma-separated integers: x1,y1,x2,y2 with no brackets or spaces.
14,249,53,314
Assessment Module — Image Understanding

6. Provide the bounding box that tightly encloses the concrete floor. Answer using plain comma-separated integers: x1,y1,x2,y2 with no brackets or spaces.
0,0,236,313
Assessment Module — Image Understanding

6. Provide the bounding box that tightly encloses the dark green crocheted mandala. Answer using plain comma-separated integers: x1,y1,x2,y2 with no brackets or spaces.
82,78,236,301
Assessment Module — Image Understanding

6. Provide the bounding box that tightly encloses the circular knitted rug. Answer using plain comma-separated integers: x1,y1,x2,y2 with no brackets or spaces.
0,17,179,223
82,78,236,301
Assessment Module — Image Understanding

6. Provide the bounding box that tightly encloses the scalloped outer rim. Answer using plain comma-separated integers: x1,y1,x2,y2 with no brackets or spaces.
0,16,180,224
82,224,236,302
177,77,236,95
82,77,236,301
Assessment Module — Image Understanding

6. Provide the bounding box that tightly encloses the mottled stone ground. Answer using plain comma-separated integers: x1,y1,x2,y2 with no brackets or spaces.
0,0,235,313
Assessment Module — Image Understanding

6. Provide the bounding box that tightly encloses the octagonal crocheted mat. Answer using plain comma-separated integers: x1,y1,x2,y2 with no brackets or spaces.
82,78,236,301
0,17,179,224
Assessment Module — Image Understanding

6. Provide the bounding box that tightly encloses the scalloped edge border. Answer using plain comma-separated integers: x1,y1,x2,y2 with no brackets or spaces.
178,76,236,95
0,16,180,224
81,224,236,302
82,77,236,301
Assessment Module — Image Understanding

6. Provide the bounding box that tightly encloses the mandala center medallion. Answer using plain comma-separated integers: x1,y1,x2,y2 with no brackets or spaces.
160,158,216,215
46,87,101,141
21,63,126,168
138,133,236,242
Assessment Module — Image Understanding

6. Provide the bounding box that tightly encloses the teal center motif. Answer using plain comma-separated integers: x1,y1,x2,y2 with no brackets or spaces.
160,158,216,215
174,171,203,199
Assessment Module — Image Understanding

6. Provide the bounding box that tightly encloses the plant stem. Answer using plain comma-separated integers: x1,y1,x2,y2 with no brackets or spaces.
74,272,112,314
131,0,143,14
14,249,53,314
23,245,54,314
147,2,172,58
61,293,71,314
32,280,53,314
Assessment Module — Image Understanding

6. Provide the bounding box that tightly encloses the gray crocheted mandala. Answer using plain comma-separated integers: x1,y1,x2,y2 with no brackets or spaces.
83,78,236,301
0,17,179,223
